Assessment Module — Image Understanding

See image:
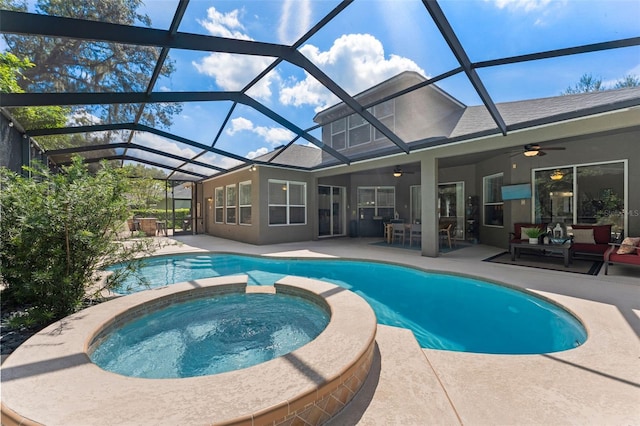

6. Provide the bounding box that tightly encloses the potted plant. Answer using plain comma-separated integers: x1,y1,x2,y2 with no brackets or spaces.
524,227,546,244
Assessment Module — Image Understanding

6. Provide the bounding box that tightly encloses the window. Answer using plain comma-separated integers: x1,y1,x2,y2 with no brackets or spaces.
483,173,504,227
214,187,224,223
410,185,421,224
373,100,395,141
534,161,626,235
330,119,346,150
348,113,370,147
225,184,236,224
268,180,307,225
330,101,393,149
357,186,395,219
239,181,252,225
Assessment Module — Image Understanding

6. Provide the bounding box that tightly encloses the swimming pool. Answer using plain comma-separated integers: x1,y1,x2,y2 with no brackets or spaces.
109,253,587,354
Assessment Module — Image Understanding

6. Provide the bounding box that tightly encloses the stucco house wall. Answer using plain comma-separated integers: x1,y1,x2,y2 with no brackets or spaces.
197,75,639,250
201,166,317,245
316,72,465,164
477,128,639,249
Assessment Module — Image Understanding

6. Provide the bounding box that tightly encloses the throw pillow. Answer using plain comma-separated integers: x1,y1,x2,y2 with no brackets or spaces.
617,237,640,255
572,228,595,244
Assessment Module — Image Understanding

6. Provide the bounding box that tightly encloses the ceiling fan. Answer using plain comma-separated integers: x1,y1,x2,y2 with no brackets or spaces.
392,166,415,177
523,143,566,157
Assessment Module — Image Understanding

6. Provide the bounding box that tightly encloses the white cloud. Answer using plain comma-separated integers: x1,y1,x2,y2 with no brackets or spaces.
485,0,568,26
227,117,295,145
226,117,254,135
280,33,425,111
193,53,276,100
246,147,270,159
199,151,246,170
603,63,640,88
626,63,640,76
132,132,198,160
193,6,278,100
67,109,101,126
278,0,311,45
487,0,554,12
197,7,250,40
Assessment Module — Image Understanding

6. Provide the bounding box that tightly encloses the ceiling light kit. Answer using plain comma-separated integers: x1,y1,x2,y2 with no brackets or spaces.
550,169,564,180
523,144,566,157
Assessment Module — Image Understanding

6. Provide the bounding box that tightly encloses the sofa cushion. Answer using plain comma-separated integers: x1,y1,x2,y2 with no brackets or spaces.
617,237,640,255
572,224,611,244
608,252,640,264
572,228,595,244
573,243,609,255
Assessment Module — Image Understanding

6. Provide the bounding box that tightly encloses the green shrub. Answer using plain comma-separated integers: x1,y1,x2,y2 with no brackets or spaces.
0,157,153,322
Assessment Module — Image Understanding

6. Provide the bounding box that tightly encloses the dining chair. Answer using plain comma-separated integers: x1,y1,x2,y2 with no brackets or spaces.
409,224,421,247
439,223,453,249
392,223,406,245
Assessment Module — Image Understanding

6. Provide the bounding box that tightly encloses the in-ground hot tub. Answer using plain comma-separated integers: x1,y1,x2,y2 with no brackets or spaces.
89,290,331,379
1,276,377,426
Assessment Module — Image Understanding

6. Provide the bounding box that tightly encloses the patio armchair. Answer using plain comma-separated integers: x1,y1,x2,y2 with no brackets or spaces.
604,237,640,274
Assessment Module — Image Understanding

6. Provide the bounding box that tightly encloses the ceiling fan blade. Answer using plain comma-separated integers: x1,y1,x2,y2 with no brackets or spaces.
542,147,566,150
537,150,547,156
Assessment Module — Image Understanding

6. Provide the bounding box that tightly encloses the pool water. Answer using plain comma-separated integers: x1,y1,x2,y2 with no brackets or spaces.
90,293,329,378
108,254,587,354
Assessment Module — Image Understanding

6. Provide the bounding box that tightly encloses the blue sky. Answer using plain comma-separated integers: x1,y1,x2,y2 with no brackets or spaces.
143,0,639,173
6,0,640,177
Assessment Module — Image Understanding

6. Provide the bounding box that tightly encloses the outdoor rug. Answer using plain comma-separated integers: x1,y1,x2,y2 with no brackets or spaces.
483,252,603,275
370,240,471,253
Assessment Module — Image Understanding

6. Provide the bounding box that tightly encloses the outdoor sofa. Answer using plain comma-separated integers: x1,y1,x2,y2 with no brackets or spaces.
569,224,612,257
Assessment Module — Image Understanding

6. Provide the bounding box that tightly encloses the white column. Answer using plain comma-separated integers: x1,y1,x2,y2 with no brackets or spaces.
420,155,439,257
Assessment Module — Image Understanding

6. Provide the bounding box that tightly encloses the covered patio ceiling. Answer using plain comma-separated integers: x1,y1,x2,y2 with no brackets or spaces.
1,0,639,181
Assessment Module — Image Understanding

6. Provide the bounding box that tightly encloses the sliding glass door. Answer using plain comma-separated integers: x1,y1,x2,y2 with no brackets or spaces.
438,182,465,240
533,160,626,236
318,185,346,237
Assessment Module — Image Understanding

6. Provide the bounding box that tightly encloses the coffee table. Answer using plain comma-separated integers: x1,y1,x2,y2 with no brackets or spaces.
510,241,573,267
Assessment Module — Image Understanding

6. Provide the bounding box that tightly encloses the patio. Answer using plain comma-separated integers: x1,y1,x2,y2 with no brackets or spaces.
139,235,640,424
1,232,638,425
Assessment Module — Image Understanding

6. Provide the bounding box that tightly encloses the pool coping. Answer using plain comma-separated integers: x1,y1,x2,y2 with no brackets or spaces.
1,276,378,425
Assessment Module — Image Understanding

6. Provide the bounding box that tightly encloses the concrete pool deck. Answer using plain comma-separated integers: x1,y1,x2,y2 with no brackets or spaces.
2,234,639,424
